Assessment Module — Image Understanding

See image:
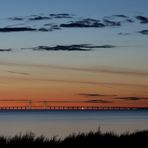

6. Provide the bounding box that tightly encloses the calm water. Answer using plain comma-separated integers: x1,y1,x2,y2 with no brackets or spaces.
0,110,147,138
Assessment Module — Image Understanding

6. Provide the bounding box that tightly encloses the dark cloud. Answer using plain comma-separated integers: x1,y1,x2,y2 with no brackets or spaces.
119,97,140,101
44,23,52,26
118,32,131,35
9,13,73,20
22,44,116,51
112,14,128,18
0,48,12,52
43,24,61,30
60,18,105,28
117,97,148,101
81,44,116,48
6,13,148,36
0,27,36,32
135,16,148,24
5,23,26,28
79,93,105,97
0,26,60,33
79,93,117,97
48,25,61,31
49,13,73,19
38,28,49,32
8,13,73,22
8,17,24,21
85,99,112,103
5,13,146,33
28,15,50,21
38,27,60,32
103,15,134,26
124,19,134,23
139,30,148,35
103,19,121,27
27,45,92,51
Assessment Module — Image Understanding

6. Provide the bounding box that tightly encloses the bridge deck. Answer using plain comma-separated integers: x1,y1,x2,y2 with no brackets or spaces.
0,106,147,110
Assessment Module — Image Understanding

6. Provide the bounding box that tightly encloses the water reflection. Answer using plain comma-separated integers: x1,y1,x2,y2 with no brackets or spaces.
0,110,147,138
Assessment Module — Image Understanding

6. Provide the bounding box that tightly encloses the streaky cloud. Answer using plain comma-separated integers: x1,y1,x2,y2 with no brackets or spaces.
118,32,131,35
7,71,29,76
117,97,148,101
79,93,117,97
94,45,116,48
30,100,112,103
37,100,112,103
78,66,148,76
5,23,26,28
49,13,73,19
112,14,128,18
0,99,112,104
8,13,73,22
39,64,148,76
0,65,148,89
43,79,148,90
85,99,113,103
1,59,148,76
8,17,24,21
28,15,50,21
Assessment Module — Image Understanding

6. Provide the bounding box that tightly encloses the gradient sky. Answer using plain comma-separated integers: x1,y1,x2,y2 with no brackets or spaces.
0,0,148,107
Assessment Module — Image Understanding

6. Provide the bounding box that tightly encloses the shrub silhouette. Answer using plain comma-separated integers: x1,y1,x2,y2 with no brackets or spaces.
0,130,147,147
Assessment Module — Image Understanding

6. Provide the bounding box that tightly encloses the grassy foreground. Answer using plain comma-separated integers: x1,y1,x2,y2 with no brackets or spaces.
0,130,147,147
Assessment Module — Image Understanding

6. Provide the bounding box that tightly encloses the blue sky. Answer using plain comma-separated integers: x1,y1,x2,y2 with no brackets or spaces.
0,0,148,48
0,0,147,68
0,0,148,16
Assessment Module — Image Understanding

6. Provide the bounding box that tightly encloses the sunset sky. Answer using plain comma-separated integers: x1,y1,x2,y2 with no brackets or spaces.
0,0,148,107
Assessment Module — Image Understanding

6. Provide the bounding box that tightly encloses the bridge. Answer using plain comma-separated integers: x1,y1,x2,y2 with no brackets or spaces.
0,106,147,111
0,99,147,110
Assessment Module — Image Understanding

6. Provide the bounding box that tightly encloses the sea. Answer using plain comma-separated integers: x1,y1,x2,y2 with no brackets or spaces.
0,110,147,138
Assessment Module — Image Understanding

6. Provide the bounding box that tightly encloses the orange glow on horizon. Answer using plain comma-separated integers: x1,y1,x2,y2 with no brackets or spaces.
0,63,148,108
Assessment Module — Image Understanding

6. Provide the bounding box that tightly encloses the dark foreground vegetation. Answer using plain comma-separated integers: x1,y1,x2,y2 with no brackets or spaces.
0,130,147,147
